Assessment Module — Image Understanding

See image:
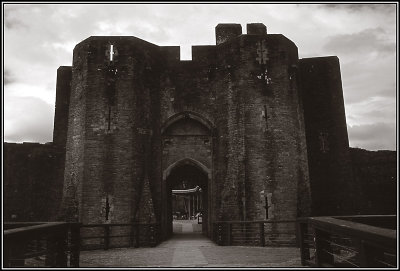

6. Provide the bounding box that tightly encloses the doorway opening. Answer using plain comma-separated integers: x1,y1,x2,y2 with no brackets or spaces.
166,163,208,236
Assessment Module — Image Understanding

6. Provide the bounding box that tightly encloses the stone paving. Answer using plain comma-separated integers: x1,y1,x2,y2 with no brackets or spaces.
80,220,302,268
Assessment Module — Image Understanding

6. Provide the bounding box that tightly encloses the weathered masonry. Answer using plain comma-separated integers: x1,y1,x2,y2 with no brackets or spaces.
55,23,354,243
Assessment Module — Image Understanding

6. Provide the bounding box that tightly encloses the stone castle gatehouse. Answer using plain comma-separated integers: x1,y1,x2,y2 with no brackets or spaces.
55,23,355,243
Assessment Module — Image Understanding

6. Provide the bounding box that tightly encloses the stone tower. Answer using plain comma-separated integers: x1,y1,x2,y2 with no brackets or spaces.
58,23,351,243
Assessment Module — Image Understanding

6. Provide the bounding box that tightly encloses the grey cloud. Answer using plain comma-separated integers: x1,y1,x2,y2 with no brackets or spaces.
5,16,26,29
4,69,16,85
4,5,28,29
323,28,395,56
4,96,54,143
378,87,396,98
320,4,396,13
361,109,395,121
347,122,396,151
342,58,396,105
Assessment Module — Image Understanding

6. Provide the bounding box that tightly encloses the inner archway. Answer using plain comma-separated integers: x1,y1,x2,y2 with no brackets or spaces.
161,112,214,240
165,162,209,237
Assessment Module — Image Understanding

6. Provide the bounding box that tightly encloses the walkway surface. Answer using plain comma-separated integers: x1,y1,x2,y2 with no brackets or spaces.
80,220,302,268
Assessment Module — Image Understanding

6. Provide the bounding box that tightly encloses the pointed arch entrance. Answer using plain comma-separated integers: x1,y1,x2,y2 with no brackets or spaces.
163,158,211,181
160,111,214,240
163,159,210,237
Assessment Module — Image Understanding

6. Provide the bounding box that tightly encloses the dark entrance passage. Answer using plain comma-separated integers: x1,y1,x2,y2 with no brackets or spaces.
166,164,208,237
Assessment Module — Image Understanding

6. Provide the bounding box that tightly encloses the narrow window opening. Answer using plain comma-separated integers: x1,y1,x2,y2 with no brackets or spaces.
105,196,110,221
263,105,268,129
108,106,111,131
109,44,115,62
319,132,329,153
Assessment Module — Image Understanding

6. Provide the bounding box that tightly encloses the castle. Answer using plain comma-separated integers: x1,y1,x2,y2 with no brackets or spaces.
4,23,397,244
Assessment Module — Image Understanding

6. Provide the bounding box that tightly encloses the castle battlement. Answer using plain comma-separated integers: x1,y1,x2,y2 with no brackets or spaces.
55,23,353,244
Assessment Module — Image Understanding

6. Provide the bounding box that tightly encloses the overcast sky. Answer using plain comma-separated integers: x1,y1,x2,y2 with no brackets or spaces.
3,3,397,150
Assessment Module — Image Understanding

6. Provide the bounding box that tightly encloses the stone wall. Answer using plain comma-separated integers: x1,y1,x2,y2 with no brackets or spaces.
53,66,72,150
3,143,63,221
349,148,397,215
4,64,71,223
299,56,355,216
58,24,312,242
61,37,161,230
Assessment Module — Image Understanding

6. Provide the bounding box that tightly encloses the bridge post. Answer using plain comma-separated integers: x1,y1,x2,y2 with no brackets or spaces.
130,224,134,247
259,222,265,247
149,225,156,247
55,226,68,267
298,221,310,266
4,238,10,267
315,229,334,266
70,223,81,267
3,236,25,267
226,223,232,246
104,225,110,250
135,225,140,247
217,223,223,245
354,239,368,267
45,232,57,266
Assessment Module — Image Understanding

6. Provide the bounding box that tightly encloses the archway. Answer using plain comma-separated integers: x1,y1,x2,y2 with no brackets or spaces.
161,111,215,135
160,112,214,240
164,159,209,238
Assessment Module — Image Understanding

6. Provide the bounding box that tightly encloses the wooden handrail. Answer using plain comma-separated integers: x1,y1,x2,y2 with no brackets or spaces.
213,220,297,247
80,222,160,227
214,220,297,224
298,215,397,267
4,222,68,236
79,222,161,250
301,217,396,248
3,222,81,267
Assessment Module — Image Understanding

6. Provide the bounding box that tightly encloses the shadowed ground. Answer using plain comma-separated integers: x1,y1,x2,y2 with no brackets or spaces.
80,220,301,267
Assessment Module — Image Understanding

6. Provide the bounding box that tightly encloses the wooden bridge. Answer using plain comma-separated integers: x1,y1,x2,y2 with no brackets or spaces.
3,215,396,268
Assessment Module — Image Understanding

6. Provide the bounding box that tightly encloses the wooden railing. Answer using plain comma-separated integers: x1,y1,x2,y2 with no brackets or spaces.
80,223,161,250
213,220,297,246
333,215,397,230
298,216,397,267
4,222,80,268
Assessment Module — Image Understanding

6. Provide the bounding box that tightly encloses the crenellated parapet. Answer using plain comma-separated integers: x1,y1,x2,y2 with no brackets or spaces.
58,23,351,244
